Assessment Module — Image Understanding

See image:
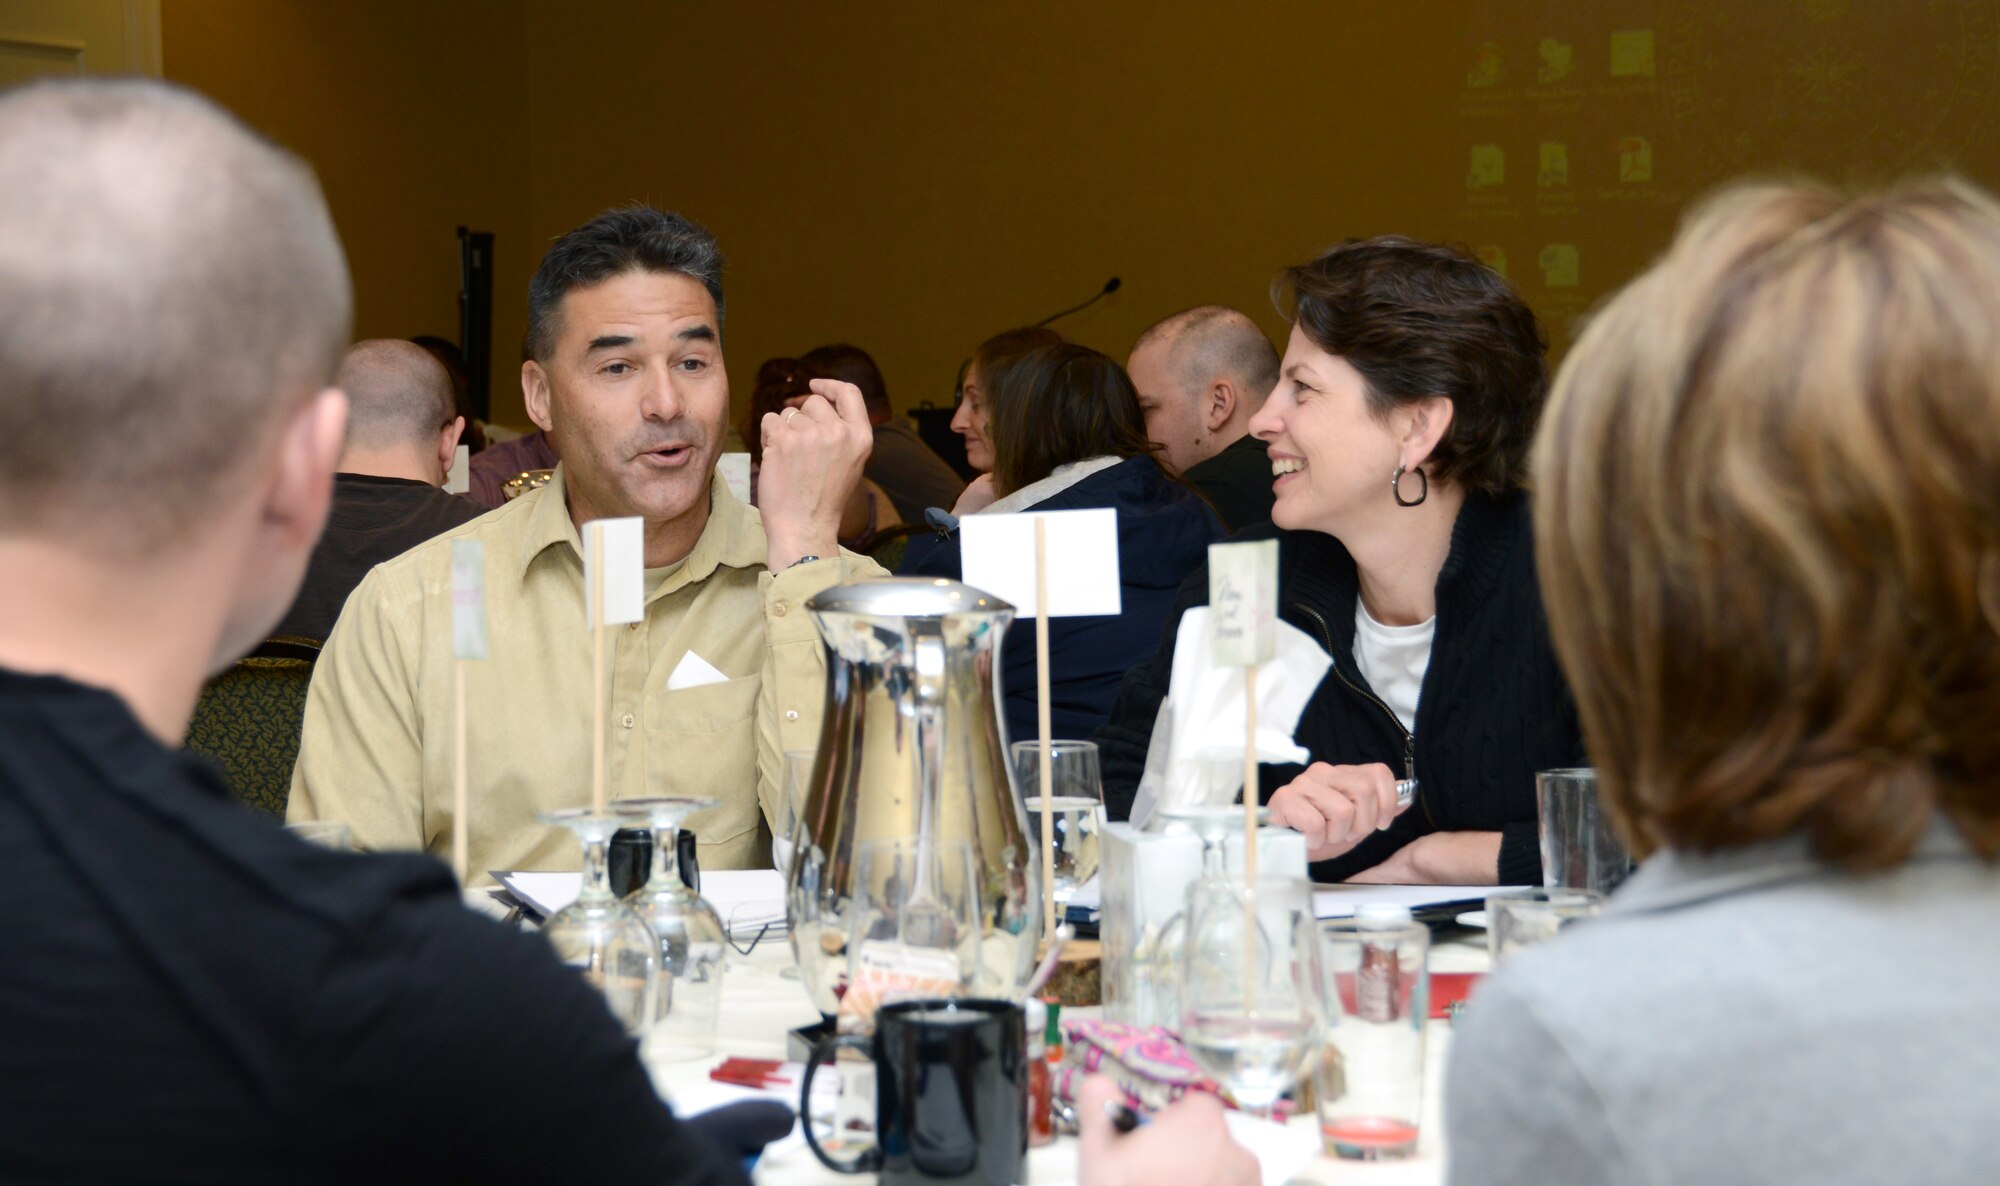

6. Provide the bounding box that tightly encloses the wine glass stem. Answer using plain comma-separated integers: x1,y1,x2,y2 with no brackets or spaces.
1200,832,1227,880
579,833,613,900
650,821,682,890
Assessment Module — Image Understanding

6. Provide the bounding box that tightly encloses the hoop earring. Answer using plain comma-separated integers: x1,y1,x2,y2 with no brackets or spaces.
1392,465,1428,507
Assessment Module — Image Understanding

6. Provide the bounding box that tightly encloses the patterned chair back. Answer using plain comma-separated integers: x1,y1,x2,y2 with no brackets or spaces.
183,636,321,817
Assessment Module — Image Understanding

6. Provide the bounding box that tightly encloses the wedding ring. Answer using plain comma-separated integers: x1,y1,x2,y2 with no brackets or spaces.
783,408,800,422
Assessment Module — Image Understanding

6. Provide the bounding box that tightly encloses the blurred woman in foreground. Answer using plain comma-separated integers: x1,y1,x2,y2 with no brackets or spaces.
1448,176,2000,1183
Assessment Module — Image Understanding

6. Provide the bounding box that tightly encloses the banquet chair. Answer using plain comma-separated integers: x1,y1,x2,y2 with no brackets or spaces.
182,636,322,817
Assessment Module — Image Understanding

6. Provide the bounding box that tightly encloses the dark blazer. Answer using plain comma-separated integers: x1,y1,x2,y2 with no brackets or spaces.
900,456,1225,748
1092,490,1585,884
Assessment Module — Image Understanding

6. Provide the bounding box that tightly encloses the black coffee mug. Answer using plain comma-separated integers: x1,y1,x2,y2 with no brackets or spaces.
608,827,701,899
801,998,1028,1186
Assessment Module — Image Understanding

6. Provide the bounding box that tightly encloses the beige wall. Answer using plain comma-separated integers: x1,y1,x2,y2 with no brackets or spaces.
166,2,2000,428
163,0,531,422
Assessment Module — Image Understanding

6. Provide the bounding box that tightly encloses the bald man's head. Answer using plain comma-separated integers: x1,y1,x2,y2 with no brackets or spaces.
338,340,458,454
0,79,350,552
1127,306,1280,473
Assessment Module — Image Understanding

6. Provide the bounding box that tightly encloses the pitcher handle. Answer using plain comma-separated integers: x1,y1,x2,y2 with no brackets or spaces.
800,1033,880,1174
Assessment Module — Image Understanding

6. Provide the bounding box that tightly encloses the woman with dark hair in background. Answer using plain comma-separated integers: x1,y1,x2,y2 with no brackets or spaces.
947,325,1063,510
903,341,1224,746
1095,236,1585,885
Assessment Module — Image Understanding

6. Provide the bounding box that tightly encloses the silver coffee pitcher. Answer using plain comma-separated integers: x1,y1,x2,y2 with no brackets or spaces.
786,578,1042,1017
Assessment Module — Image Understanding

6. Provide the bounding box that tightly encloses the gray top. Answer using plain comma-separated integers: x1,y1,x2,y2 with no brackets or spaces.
1446,820,2000,1186
868,420,966,522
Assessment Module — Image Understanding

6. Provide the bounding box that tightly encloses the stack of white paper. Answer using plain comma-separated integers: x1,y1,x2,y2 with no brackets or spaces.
494,868,789,940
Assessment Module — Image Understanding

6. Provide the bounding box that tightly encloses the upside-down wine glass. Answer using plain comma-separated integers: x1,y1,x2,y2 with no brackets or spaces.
538,808,659,1033
614,795,729,1061
1180,874,1325,1119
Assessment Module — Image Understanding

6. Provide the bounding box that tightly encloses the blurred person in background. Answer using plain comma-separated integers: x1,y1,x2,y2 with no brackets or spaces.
801,341,963,521
902,341,1224,745
743,356,901,550
947,324,1064,509
272,339,482,641
1126,305,1281,531
1448,176,2000,1186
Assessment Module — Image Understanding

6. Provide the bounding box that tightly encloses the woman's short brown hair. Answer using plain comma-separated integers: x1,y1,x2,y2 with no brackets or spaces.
1277,236,1547,496
1534,175,2000,872
984,342,1159,496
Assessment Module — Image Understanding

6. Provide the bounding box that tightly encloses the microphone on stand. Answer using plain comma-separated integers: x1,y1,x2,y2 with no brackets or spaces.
1033,276,1122,327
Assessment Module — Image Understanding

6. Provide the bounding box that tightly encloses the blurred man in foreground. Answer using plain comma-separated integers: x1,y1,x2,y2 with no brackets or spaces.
0,78,749,1183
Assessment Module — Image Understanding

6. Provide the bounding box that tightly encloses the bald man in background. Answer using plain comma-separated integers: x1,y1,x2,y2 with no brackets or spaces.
271,339,483,640
1126,305,1281,531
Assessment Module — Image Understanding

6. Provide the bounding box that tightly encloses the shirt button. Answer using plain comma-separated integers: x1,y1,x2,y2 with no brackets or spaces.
784,709,800,722
773,601,788,617
621,713,636,729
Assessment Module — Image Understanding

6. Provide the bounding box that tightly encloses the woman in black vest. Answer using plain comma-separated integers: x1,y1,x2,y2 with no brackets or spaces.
1095,237,1584,884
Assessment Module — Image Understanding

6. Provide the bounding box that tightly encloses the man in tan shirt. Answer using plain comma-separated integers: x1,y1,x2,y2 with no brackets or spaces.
290,206,883,881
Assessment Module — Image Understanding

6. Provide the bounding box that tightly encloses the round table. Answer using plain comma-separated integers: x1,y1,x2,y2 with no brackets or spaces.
635,929,1491,1185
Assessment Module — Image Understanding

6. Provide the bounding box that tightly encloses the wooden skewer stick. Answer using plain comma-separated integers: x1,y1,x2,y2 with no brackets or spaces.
590,522,608,817
1035,517,1057,947
453,659,469,883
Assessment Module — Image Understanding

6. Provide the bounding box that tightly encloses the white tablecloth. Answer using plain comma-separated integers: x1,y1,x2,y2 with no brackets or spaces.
632,929,1491,1186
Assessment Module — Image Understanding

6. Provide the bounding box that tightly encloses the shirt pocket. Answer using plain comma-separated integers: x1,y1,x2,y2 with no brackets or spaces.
648,673,763,850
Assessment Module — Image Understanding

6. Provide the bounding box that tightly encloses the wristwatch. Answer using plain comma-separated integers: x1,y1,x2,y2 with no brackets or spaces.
785,555,822,570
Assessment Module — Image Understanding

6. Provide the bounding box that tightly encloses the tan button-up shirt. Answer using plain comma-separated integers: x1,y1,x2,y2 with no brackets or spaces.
288,466,883,884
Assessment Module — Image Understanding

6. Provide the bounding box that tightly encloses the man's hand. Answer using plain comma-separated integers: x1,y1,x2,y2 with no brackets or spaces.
1347,830,1503,885
759,378,873,571
1265,761,1406,862
1078,1076,1257,1186
952,473,999,516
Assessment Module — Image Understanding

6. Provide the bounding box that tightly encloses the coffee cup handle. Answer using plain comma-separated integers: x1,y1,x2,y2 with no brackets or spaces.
800,1033,881,1174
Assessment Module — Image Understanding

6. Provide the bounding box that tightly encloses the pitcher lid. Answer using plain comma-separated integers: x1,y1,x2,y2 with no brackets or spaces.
807,577,1014,618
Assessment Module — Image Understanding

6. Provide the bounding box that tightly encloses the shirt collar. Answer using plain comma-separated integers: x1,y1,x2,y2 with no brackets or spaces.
514,463,767,594
1604,816,1979,918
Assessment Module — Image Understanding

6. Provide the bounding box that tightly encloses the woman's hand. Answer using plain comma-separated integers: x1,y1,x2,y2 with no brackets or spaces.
952,473,999,515
1345,830,1502,884
1078,1076,1257,1186
1265,761,1407,862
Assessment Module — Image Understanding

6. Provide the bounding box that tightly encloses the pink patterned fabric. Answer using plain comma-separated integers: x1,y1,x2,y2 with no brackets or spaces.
1056,1018,1295,1119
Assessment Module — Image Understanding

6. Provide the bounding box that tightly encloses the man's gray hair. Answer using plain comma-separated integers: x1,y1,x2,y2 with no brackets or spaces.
1133,305,1281,409
526,205,725,362
0,78,351,552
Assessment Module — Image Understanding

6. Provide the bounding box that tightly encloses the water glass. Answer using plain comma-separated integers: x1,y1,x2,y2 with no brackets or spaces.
1010,740,1105,903
1180,874,1323,1118
1316,908,1428,1160
1537,768,1633,893
1486,887,1604,963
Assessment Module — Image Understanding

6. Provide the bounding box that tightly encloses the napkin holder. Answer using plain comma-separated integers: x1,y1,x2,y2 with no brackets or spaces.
1098,822,1309,1028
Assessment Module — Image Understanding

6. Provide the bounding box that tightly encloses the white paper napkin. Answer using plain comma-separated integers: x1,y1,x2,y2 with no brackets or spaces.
1131,607,1332,828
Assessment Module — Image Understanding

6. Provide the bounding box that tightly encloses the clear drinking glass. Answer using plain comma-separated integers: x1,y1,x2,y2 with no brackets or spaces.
1138,804,1272,1025
613,796,728,1061
1486,887,1604,963
1180,874,1324,1119
840,837,981,1032
1536,768,1634,893
1010,739,1106,904
1316,907,1429,1160
538,808,659,1033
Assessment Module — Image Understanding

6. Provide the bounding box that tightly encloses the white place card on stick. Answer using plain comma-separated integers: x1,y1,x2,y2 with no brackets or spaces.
450,539,488,661
1208,539,1278,667
582,517,645,627
717,452,752,505
444,443,470,494
960,508,1121,617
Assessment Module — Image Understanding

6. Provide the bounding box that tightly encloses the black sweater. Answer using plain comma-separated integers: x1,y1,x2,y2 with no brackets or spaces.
1092,490,1585,885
